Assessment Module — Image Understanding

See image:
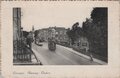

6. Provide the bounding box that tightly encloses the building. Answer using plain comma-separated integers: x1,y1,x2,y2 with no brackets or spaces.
13,8,32,63
13,8,22,42
54,27,69,45
37,27,69,45
37,28,49,42
73,36,89,52
13,8,22,61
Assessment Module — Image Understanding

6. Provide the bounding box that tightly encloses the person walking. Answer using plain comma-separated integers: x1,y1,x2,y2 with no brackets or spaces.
88,49,93,62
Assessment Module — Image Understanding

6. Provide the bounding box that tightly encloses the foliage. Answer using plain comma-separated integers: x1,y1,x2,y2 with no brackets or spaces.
34,30,39,38
83,8,108,58
66,22,84,45
67,8,108,60
23,31,29,38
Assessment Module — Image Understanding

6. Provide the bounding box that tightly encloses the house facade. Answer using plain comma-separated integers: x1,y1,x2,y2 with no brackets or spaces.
37,27,69,45
73,36,89,52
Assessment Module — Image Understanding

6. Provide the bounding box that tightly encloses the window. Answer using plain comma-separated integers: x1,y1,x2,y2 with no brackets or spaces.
82,43,87,46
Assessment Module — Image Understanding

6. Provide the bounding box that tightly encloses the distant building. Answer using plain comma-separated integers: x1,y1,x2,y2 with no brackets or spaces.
32,26,35,40
54,27,69,44
37,28,48,42
37,27,69,45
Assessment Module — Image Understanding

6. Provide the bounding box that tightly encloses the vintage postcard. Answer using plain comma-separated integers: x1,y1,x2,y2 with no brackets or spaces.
0,0,120,78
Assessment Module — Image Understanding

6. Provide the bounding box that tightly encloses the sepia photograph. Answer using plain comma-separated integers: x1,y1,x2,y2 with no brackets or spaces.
1,1,120,78
13,7,108,65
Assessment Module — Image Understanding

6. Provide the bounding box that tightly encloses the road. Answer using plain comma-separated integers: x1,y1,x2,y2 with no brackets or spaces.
32,42,100,65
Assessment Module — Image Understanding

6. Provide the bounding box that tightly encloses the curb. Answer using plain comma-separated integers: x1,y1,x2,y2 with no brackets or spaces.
57,45,107,65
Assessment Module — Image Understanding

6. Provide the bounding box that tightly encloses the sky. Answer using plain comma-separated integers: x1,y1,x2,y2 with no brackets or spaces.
21,4,93,31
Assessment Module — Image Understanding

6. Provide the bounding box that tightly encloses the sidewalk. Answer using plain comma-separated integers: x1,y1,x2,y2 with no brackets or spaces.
57,45,107,65
32,48,48,65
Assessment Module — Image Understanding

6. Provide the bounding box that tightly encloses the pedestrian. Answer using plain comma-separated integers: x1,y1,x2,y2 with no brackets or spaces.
88,49,93,62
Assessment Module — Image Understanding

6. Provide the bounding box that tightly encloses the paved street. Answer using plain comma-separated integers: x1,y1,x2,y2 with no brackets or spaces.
32,42,100,65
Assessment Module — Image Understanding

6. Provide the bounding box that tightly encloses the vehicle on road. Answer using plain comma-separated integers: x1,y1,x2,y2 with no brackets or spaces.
47,28,57,51
48,37,56,51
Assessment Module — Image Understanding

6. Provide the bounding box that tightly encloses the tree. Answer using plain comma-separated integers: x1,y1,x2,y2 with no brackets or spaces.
23,31,29,38
34,30,39,38
91,8,108,57
66,28,74,45
82,8,108,60
91,8,107,24
66,22,84,45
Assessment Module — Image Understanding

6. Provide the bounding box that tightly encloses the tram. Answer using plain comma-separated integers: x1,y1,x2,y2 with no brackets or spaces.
48,28,56,51
48,37,56,51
